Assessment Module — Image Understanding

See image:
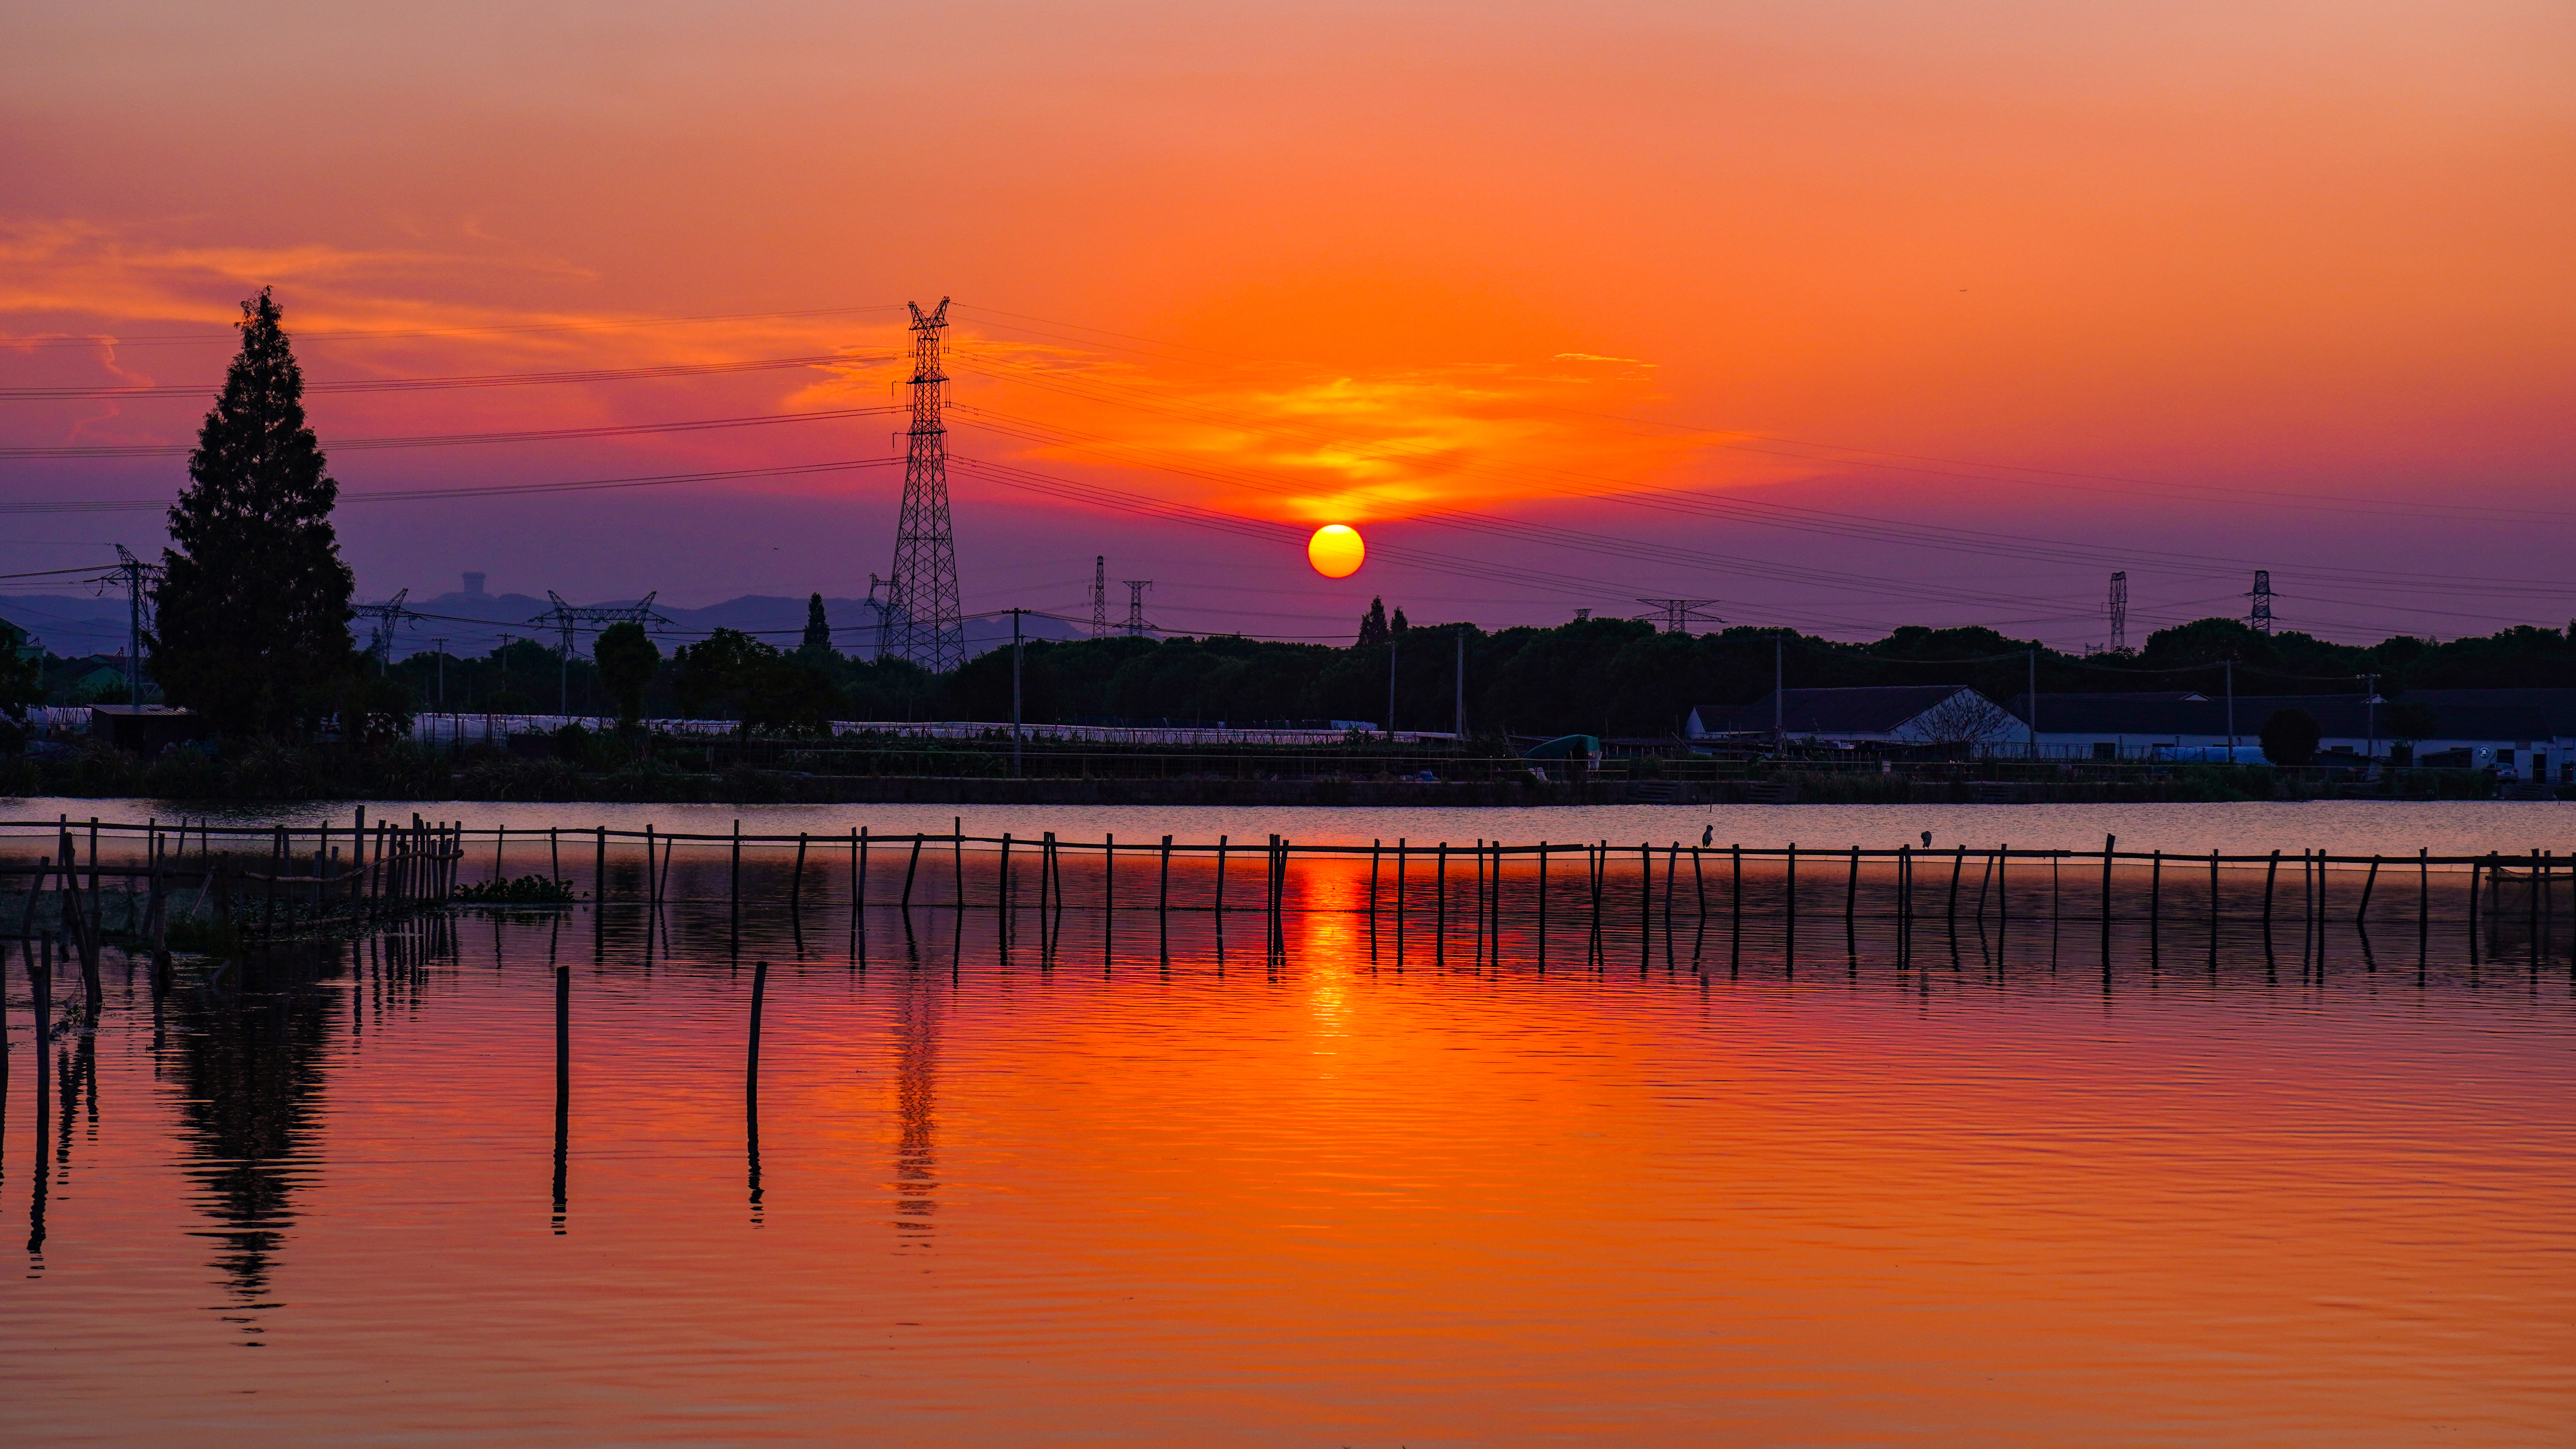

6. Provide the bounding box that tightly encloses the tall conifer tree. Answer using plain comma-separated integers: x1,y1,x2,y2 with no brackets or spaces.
150,289,355,736
799,592,834,662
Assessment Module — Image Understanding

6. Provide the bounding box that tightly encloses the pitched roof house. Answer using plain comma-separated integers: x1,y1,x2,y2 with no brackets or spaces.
1687,686,2022,747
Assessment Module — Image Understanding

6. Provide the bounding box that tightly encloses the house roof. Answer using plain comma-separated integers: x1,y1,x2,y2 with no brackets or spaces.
1697,685,1982,736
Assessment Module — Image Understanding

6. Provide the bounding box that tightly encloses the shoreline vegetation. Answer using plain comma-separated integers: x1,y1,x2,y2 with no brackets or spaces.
0,729,2506,806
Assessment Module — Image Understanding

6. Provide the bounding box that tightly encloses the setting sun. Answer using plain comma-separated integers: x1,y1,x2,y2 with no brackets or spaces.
1307,523,1365,578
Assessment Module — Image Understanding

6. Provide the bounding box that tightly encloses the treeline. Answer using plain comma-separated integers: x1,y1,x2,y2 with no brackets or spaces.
369,610,2576,743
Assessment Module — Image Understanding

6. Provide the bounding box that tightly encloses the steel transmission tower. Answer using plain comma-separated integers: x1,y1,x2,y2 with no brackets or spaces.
2247,570,2274,634
1122,580,1152,637
1091,556,1108,637
354,588,415,673
1636,597,1723,634
532,591,669,715
884,298,964,672
2106,571,2127,652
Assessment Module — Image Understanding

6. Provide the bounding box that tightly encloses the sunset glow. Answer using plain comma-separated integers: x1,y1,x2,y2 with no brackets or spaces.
0,2,2568,644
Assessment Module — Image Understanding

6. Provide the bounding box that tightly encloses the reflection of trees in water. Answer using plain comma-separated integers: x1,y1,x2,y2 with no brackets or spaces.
164,945,348,1321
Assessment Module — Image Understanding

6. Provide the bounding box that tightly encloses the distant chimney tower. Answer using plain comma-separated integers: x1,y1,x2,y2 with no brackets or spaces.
464,572,487,597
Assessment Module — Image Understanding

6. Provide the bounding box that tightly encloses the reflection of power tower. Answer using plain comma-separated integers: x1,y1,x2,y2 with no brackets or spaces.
1636,597,1723,634
1091,556,1108,637
532,591,668,715
2106,570,2128,652
883,298,963,672
1121,579,1151,637
352,588,419,675
2247,569,2274,634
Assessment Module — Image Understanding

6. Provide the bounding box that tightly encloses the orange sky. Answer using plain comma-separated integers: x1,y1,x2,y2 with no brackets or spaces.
2,2,2571,643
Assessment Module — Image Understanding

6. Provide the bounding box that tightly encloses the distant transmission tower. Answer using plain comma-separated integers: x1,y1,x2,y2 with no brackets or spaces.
353,588,414,673
1636,597,1723,634
1091,555,1108,637
532,590,668,715
2247,569,2274,634
2106,571,2128,652
1122,579,1152,637
883,298,963,671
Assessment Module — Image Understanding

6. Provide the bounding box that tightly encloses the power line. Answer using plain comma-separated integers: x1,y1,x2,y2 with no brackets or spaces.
0,456,902,512
0,405,902,459
0,352,888,401
0,303,908,348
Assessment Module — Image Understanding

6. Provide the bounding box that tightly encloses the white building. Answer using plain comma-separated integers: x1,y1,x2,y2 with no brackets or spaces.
2003,690,2576,781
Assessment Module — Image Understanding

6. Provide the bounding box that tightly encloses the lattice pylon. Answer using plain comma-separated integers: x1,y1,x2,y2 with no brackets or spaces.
885,298,963,671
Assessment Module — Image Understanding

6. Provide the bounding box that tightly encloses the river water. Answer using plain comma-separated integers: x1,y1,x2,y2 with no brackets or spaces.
2,812,2572,1445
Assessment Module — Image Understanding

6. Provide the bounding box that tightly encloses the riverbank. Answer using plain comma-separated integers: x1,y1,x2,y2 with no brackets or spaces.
3,748,2508,807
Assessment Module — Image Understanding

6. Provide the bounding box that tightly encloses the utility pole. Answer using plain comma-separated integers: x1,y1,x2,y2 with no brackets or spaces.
2106,571,2127,652
2247,570,2274,634
1122,580,1151,637
2027,649,2038,759
1091,556,1108,637
1636,597,1722,634
1002,608,1032,776
431,639,447,709
884,298,963,671
2363,672,2378,763
1774,633,1785,743
110,545,155,703
1387,634,1398,739
2225,658,2236,755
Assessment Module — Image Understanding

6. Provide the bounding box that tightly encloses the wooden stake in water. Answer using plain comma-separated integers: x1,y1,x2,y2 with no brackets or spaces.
1729,844,1742,972
2263,849,2281,951
1784,843,1798,968
2100,834,2116,962
1435,842,1448,958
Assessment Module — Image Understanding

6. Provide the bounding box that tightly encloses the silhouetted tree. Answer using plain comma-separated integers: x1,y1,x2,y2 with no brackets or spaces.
2260,707,2321,767
150,290,355,737
0,617,39,749
674,627,846,734
1356,597,1390,648
595,621,661,729
799,593,835,664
